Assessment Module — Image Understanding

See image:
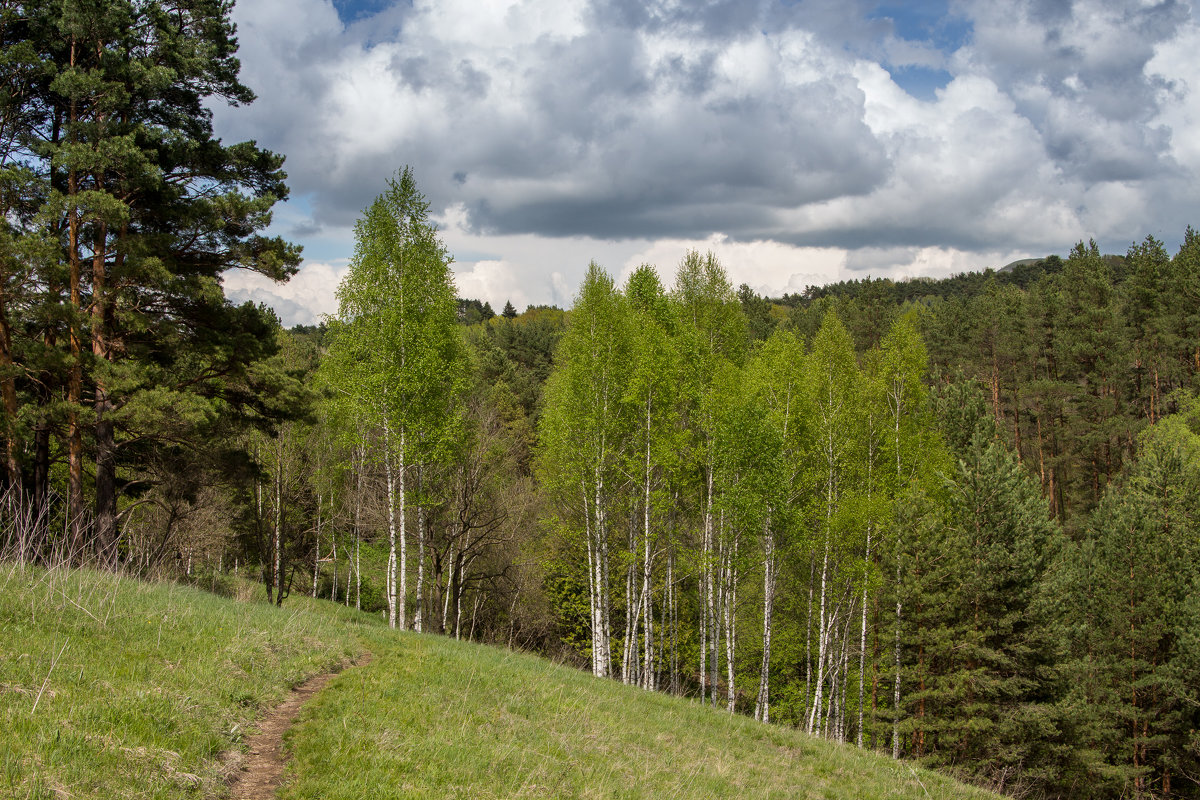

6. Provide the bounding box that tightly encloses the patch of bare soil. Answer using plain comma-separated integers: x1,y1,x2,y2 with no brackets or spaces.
224,653,372,799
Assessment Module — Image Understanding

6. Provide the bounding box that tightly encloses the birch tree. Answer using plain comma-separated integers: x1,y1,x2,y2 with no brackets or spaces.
623,264,681,689
539,262,632,677
323,167,464,630
879,314,932,756
805,310,861,736
672,251,747,701
747,327,810,723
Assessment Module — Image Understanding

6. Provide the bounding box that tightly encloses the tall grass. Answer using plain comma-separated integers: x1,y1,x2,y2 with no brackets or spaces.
282,633,1002,800
2,561,1000,800
0,563,375,799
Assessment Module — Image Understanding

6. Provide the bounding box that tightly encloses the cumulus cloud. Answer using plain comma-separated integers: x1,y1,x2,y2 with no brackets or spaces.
209,0,1200,319
619,234,846,297
223,261,349,327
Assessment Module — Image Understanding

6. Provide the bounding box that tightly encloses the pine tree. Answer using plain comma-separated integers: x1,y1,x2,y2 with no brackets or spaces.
1051,241,1130,517
1058,401,1200,799
918,421,1063,791
1123,236,1174,422
0,0,300,557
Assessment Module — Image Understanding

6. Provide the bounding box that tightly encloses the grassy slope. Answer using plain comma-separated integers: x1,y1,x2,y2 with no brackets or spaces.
283,636,997,800
1,564,999,800
0,564,376,799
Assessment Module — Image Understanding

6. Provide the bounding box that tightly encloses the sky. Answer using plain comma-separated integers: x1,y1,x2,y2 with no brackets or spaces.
213,0,1200,326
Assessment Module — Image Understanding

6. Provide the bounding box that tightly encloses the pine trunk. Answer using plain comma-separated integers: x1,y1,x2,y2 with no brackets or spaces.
92,224,118,562
0,292,18,488
65,49,85,556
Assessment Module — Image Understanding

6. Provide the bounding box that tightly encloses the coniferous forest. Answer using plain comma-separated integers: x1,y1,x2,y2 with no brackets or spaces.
3,3,1200,800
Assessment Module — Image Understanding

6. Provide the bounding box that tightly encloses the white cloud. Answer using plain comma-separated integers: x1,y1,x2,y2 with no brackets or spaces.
1147,18,1200,174
452,260,528,311
208,0,1200,325
222,261,349,327
620,234,846,297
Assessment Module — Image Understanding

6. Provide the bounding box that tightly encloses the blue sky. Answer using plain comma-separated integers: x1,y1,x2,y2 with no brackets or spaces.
215,0,1200,325
331,0,396,24
867,1,967,98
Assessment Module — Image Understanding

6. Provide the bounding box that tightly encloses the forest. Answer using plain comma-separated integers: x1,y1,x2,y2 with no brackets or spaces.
2,2,1200,799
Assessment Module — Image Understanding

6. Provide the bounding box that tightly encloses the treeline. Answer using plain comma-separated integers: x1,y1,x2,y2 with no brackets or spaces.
771,233,1200,526
533,239,1200,799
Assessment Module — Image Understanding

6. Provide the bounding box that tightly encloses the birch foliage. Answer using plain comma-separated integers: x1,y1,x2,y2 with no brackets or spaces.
538,262,632,676
322,167,465,629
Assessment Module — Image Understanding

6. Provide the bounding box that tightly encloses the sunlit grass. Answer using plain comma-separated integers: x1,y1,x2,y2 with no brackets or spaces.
283,633,1001,800
2,562,998,800
0,563,376,799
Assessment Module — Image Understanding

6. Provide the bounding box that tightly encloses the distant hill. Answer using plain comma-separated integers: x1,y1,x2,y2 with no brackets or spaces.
998,258,1042,272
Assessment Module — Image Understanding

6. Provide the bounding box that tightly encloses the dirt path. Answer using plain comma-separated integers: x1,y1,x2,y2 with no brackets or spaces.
225,653,372,800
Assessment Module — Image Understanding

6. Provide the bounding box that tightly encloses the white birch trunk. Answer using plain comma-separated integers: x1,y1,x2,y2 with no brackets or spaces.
599,496,612,678
454,564,463,640
808,474,833,734
331,524,338,604
711,520,722,707
398,427,407,630
668,549,679,695
442,541,455,632
641,411,654,690
583,479,598,677
274,436,283,605
313,492,322,597
724,539,738,713
383,422,398,629
622,513,636,686
755,519,775,722
893,568,903,758
593,464,611,679
859,518,872,748
700,460,713,699
805,555,814,722
892,376,905,759
415,465,425,632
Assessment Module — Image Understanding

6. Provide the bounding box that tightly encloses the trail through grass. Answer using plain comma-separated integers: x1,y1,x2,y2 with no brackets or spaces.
0,563,377,799
1,563,999,800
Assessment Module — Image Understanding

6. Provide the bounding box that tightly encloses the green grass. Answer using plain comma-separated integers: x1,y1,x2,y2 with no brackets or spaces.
0,563,378,799
1,562,1000,800
282,634,999,800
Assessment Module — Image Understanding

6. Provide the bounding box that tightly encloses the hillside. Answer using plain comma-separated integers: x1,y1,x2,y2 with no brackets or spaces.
1,565,999,800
